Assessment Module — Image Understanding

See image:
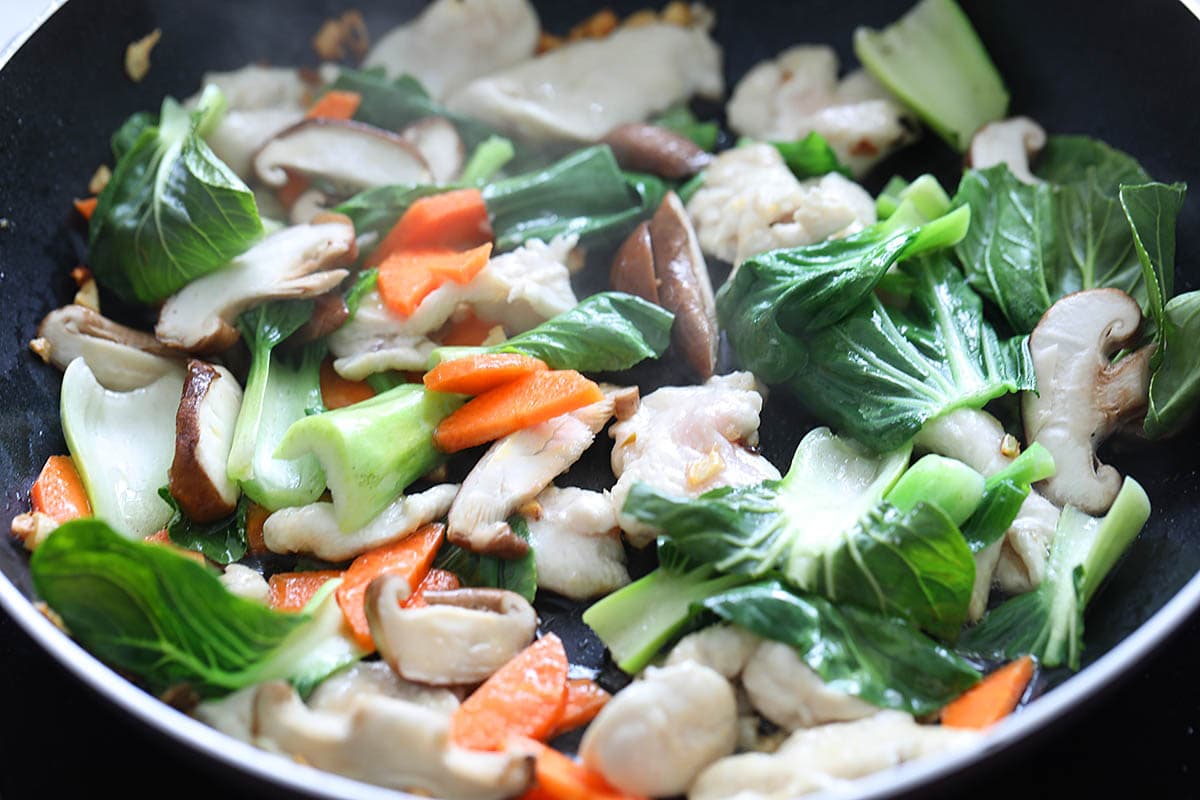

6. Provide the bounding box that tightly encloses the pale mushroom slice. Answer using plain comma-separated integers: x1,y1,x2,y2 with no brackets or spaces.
601,123,712,179
32,305,182,391
169,360,244,523
263,484,458,562
967,116,1047,185
155,215,357,353
448,394,618,556
208,108,306,182
525,486,630,600
581,663,739,797
202,681,533,800
307,661,461,717
254,119,432,193
1023,289,1153,515
649,191,719,378
367,577,537,686
400,117,466,184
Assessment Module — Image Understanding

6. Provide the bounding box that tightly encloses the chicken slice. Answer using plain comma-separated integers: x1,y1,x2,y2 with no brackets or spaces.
448,397,616,556
665,625,761,680
363,0,539,100
685,144,876,267
525,486,629,600
446,23,722,144
727,45,918,176
740,641,877,731
610,372,780,547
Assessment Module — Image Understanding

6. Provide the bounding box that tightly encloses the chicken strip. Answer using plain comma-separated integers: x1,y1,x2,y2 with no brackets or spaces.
525,486,629,600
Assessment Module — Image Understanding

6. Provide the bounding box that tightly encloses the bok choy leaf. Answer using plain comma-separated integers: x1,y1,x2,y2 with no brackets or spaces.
89,86,263,304
433,515,537,603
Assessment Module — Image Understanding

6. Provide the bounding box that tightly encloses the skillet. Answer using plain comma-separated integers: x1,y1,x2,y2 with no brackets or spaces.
2,0,1200,796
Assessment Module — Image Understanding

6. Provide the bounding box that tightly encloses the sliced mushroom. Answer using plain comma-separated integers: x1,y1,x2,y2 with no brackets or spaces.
293,292,350,345
308,661,461,717
169,360,244,523
288,187,330,225
649,191,719,378
601,123,712,179
609,221,659,303
33,305,182,391
254,119,432,192
400,116,466,184
1023,289,1153,514
580,662,738,797
967,116,1047,185
155,215,357,353
367,576,537,686
263,484,458,562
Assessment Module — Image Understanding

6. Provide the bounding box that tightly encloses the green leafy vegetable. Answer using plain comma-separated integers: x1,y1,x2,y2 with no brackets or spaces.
266,578,369,697
703,581,980,715
89,86,263,303
433,515,537,603
110,111,156,160
960,478,1151,669
461,135,517,185
854,0,1008,151
226,301,327,511
275,384,464,531
787,256,1035,450
884,454,984,525
652,105,720,151
1145,291,1200,438
959,443,1056,553
770,132,850,179
159,489,248,565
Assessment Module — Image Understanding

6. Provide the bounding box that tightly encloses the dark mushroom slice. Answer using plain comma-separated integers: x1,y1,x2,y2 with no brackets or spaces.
602,123,712,179
32,305,182,391
254,118,433,194
169,360,244,523
609,221,660,303
400,116,466,184
648,191,719,378
293,292,351,345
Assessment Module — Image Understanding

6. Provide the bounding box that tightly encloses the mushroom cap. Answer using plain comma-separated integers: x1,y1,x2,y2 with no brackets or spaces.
254,118,432,191
649,191,719,378
609,221,660,304
601,123,712,179
169,359,244,523
400,116,466,184
35,305,182,391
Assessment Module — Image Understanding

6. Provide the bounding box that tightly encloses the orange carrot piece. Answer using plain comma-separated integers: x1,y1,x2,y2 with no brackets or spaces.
268,570,344,613
73,197,98,220
521,739,645,800
516,786,560,800
426,242,494,284
306,89,362,120
276,172,312,210
450,634,570,751
320,359,376,409
336,523,445,650
369,188,492,264
941,656,1035,730
376,252,440,318
552,679,611,737
30,455,91,524
401,568,462,608
245,502,270,555
434,371,604,453
424,353,549,396
442,311,499,347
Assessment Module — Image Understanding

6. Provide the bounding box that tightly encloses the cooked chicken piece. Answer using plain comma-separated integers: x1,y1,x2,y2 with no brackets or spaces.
263,484,458,562
685,144,876,266
364,0,540,100
446,23,722,143
741,641,877,731
330,236,577,380
665,625,761,680
525,486,629,600
307,662,461,716
581,663,739,797
219,564,270,605
449,397,616,556
610,372,780,547
193,65,309,111
727,46,918,176
689,711,978,800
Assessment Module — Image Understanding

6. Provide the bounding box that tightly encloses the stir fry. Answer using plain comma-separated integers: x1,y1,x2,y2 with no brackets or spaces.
12,0,1197,798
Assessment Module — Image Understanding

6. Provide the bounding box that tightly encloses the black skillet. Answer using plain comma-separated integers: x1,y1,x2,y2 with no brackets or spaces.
2,0,1200,797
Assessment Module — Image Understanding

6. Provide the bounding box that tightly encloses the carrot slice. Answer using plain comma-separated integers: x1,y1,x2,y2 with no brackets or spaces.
552,679,611,737
370,188,492,264
941,656,1035,729
450,634,570,751
519,739,645,800
73,197,98,220
424,353,549,396
268,570,344,612
401,568,462,608
377,246,493,317
320,359,376,409
336,523,445,650
442,311,499,347
245,502,270,555
306,89,362,120
30,455,91,524
434,370,604,453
